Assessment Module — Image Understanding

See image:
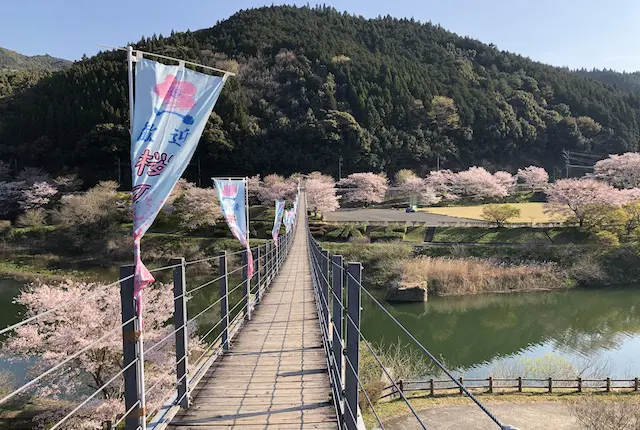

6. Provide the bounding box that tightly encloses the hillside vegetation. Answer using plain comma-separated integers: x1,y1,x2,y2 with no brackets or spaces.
0,46,71,71
2,6,640,186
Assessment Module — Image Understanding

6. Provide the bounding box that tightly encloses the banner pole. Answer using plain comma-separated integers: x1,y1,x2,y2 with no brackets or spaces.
127,46,135,135
127,45,147,430
245,177,251,319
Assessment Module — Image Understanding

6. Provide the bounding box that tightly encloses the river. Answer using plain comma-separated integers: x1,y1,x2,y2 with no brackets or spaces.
2,277,640,383
361,287,640,378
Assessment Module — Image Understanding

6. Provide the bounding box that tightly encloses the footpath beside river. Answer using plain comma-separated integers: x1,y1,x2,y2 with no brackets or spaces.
385,401,578,429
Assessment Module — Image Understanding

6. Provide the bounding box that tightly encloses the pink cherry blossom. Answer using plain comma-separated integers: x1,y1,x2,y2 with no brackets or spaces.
517,166,549,188
2,279,203,427
545,178,619,226
338,172,389,205
306,172,339,214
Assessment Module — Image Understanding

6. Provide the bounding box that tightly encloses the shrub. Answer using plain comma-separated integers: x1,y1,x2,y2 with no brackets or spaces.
569,397,640,430
325,227,344,239
369,228,404,242
481,204,521,227
595,231,620,248
348,234,370,244
359,341,435,406
15,208,47,228
53,181,122,253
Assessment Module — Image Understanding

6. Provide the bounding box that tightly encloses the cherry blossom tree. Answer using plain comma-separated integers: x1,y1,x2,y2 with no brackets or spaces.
2,279,202,427
593,152,640,189
517,166,549,188
52,174,83,193
259,174,297,203
618,188,640,203
247,175,263,205
338,172,389,205
306,172,339,214
398,177,440,205
173,183,222,231
20,181,58,211
15,167,50,186
425,169,456,195
545,178,619,226
449,167,508,199
493,171,517,194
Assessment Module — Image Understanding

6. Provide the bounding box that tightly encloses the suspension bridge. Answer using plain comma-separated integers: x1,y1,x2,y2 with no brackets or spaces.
0,194,516,430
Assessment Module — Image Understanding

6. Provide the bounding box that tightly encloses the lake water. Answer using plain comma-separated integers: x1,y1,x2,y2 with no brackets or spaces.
2,276,639,383
361,288,640,378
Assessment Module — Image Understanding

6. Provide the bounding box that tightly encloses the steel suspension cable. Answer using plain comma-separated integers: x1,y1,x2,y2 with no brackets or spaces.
50,358,139,430
345,269,506,428
0,316,136,405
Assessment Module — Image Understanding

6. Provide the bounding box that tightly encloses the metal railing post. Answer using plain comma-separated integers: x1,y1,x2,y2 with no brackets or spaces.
171,257,189,409
268,241,273,283
220,252,229,351
345,262,362,430
242,248,251,321
120,265,143,430
257,245,262,302
321,250,330,338
332,255,344,390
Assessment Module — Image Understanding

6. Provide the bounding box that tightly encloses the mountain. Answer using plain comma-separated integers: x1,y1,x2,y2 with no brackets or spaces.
577,68,640,94
0,47,72,72
2,5,640,187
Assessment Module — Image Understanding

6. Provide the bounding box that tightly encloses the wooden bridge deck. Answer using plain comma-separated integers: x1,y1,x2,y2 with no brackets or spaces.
169,210,338,429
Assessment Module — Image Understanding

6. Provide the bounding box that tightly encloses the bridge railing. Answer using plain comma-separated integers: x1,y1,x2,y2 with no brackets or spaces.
0,229,294,430
306,229,517,430
137,230,295,430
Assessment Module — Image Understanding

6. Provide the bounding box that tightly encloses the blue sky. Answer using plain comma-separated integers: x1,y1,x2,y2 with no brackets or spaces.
2,0,640,71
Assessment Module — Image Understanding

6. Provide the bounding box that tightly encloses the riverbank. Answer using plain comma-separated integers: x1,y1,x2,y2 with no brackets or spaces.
321,239,640,296
364,392,640,429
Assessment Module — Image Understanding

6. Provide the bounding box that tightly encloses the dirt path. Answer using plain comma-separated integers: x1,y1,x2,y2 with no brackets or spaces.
384,401,579,430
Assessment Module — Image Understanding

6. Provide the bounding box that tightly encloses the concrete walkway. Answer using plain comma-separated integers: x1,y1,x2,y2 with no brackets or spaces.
170,201,337,429
385,401,579,430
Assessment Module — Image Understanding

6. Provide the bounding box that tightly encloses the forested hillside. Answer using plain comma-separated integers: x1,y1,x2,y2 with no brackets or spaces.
577,68,640,94
0,47,71,71
2,5,640,187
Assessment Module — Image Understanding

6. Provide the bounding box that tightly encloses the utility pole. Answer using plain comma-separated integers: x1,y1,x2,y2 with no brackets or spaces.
197,155,202,187
436,155,440,171
338,156,343,180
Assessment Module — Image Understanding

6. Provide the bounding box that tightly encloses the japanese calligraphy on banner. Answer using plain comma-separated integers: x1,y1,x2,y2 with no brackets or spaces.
131,58,226,308
213,178,254,277
272,200,286,246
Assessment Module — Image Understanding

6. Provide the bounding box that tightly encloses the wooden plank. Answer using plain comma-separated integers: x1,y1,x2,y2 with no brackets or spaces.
170,206,337,429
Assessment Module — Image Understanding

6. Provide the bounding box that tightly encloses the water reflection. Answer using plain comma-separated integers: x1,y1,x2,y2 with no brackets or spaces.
361,288,640,375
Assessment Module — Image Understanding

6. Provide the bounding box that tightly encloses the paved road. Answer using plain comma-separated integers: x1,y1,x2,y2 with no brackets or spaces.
324,209,485,225
385,401,578,430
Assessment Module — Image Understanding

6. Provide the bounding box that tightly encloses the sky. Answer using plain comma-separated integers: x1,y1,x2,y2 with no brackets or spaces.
2,0,640,71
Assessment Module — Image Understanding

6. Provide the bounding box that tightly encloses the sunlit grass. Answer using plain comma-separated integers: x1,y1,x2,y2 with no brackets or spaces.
421,202,565,223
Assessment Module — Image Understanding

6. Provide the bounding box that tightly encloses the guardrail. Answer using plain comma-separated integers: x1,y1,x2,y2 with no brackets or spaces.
380,377,640,400
306,226,518,430
134,231,294,430
0,229,294,430
323,220,567,228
